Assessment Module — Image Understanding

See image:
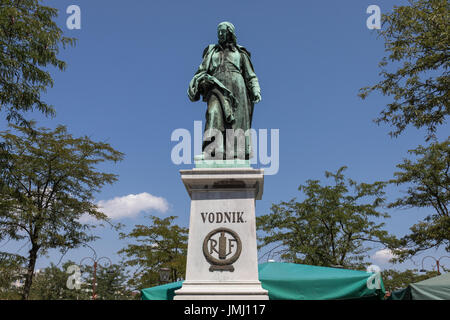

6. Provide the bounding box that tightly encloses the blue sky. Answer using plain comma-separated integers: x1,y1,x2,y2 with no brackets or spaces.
2,0,449,273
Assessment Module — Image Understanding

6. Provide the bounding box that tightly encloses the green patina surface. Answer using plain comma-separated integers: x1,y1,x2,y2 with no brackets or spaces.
188,22,261,160
194,159,251,168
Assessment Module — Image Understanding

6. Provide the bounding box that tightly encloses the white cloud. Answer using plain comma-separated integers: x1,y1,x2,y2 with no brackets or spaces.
82,192,169,222
371,249,397,264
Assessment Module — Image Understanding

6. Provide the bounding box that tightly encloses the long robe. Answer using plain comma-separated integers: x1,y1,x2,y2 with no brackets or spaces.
188,43,260,159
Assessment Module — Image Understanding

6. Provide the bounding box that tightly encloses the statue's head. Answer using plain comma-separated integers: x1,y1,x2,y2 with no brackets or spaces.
217,21,237,45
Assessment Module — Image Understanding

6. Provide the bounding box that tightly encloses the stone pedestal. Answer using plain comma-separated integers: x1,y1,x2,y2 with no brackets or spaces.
174,167,268,300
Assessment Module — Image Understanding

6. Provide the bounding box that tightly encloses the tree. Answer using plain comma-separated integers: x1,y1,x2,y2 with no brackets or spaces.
359,0,449,140
382,269,438,292
29,261,90,300
0,252,26,299
257,167,392,269
28,261,132,300
119,215,188,291
0,123,124,299
0,0,75,125
81,263,132,300
388,138,449,261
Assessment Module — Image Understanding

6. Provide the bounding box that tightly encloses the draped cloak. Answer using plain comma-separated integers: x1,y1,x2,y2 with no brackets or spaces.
188,43,260,159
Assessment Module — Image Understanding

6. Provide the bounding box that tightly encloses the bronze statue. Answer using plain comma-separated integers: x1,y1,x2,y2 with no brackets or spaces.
188,22,261,160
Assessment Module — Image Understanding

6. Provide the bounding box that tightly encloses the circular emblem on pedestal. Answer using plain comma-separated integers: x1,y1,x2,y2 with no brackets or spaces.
202,227,242,272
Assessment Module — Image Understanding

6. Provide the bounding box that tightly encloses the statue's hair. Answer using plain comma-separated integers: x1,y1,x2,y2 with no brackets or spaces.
227,30,237,45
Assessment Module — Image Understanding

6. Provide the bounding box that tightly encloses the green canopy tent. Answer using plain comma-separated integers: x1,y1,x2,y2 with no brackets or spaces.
141,262,385,300
389,272,450,300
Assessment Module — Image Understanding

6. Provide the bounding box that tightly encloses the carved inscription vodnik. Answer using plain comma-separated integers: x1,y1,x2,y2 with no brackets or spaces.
200,212,246,224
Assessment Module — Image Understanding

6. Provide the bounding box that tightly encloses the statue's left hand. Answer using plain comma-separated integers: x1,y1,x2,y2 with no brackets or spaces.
253,92,262,104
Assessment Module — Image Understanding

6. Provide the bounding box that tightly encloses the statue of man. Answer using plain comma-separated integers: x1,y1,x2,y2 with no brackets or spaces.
188,22,261,160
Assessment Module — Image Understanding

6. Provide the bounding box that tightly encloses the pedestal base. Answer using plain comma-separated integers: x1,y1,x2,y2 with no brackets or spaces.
175,168,268,300
174,281,268,300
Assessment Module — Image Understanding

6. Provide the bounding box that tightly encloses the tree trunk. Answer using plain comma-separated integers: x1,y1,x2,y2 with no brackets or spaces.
21,245,39,300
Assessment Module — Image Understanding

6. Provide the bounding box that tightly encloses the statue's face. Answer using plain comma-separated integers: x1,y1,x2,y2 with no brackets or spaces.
217,25,229,44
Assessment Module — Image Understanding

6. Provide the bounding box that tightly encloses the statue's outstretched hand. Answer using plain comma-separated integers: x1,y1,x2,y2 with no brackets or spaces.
253,92,262,104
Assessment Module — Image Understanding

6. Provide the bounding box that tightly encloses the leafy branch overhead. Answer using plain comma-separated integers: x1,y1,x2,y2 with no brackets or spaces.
0,0,76,126
359,0,449,140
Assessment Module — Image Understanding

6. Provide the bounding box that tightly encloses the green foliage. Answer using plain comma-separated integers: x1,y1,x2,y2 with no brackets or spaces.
359,0,449,140
80,263,133,300
0,123,124,299
382,268,439,292
27,261,133,300
29,261,89,300
119,215,188,291
257,167,392,269
0,0,75,125
0,252,26,299
388,138,449,260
